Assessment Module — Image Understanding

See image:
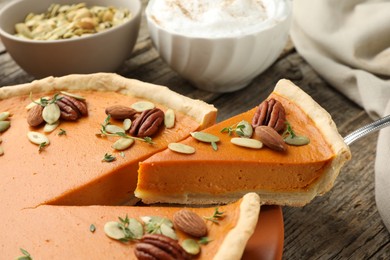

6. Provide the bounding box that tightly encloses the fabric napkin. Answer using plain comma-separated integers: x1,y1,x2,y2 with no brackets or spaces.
290,0,390,231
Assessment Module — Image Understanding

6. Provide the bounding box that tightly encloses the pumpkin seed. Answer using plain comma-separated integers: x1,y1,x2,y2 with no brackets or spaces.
43,121,60,133
160,223,178,240
60,91,85,101
164,109,175,128
105,124,125,134
0,111,10,121
25,96,50,110
131,101,155,112
129,218,144,239
191,132,220,143
42,103,60,124
236,120,253,138
123,118,132,131
27,131,50,145
182,239,201,255
168,143,195,154
104,221,126,240
112,137,134,151
231,137,263,149
0,146,3,156
284,135,310,146
0,121,10,133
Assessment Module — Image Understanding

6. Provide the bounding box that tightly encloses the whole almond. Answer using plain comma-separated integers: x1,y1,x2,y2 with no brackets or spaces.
27,105,44,127
105,105,137,120
173,210,207,238
254,125,287,152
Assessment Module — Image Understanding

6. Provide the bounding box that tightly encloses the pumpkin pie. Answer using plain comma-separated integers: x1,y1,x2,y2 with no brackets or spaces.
1,73,265,259
136,79,352,206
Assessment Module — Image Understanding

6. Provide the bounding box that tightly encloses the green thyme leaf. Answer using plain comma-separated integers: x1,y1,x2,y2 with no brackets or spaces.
58,128,67,136
17,248,32,260
102,153,116,162
198,237,212,245
211,141,218,151
38,142,48,152
90,224,96,233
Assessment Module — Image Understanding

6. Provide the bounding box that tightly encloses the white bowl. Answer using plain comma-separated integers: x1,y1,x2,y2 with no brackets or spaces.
146,0,292,92
0,0,141,78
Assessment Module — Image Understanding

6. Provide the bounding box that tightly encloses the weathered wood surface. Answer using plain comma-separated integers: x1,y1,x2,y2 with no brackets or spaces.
1,1,390,258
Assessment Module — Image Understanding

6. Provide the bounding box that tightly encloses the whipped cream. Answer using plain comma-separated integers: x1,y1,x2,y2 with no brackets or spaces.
147,0,290,37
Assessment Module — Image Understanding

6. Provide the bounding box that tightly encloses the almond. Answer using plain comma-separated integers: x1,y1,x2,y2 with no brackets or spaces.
27,105,44,127
254,125,287,152
173,210,207,238
105,105,137,120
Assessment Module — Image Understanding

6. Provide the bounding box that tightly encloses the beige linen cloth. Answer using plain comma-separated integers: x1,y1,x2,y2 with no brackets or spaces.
291,0,390,231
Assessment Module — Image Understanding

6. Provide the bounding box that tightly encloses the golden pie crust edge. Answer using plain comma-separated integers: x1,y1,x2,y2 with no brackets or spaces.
214,192,261,260
0,73,217,129
272,79,352,206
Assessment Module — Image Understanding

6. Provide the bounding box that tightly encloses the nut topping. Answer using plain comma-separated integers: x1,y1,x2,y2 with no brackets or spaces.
253,126,287,152
27,105,44,127
57,95,88,120
105,105,137,120
134,234,190,260
252,98,286,132
173,210,208,238
129,108,164,137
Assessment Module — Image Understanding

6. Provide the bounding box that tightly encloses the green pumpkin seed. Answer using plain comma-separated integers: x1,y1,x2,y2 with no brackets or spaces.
104,221,126,240
0,111,10,121
131,101,155,112
60,91,85,101
112,137,134,151
123,118,132,131
191,132,220,143
230,137,263,149
42,103,61,124
129,218,144,239
27,131,50,145
164,109,175,128
105,124,125,134
43,121,60,133
236,120,253,138
182,239,201,255
284,135,310,146
0,121,10,133
160,223,178,240
168,143,195,154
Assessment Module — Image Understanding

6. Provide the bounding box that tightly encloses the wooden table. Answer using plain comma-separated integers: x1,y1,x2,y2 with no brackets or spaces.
1,1,390,258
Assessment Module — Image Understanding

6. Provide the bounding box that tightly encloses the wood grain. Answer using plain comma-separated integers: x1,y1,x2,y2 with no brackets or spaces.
1,0,389,258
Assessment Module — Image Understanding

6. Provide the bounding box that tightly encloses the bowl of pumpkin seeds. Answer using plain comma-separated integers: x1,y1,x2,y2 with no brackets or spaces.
0,0,141,78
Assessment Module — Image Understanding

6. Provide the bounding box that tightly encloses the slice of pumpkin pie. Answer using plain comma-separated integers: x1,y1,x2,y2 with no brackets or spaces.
136,79,351,206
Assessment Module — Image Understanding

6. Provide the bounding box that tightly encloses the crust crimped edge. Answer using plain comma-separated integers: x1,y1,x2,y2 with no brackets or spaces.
214,192,261,260
0,73,217,129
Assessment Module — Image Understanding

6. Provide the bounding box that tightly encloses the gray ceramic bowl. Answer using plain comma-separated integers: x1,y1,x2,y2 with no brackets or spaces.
0,0,141,78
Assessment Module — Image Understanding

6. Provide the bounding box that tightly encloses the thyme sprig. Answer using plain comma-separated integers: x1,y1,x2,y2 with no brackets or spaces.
38,142,48,152
102,153,116,162
17,248,32,260
221,123,245,137
118,215,136,242
282,121,296,139
97,115,153,144
29,92,62,107
203,207,225,224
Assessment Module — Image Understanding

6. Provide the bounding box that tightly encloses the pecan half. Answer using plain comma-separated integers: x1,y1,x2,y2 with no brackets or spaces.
57,95,88,120
105,105,137,120
252,98,286,132
129,108,164,137
134,234,190,260
27,105,44,127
